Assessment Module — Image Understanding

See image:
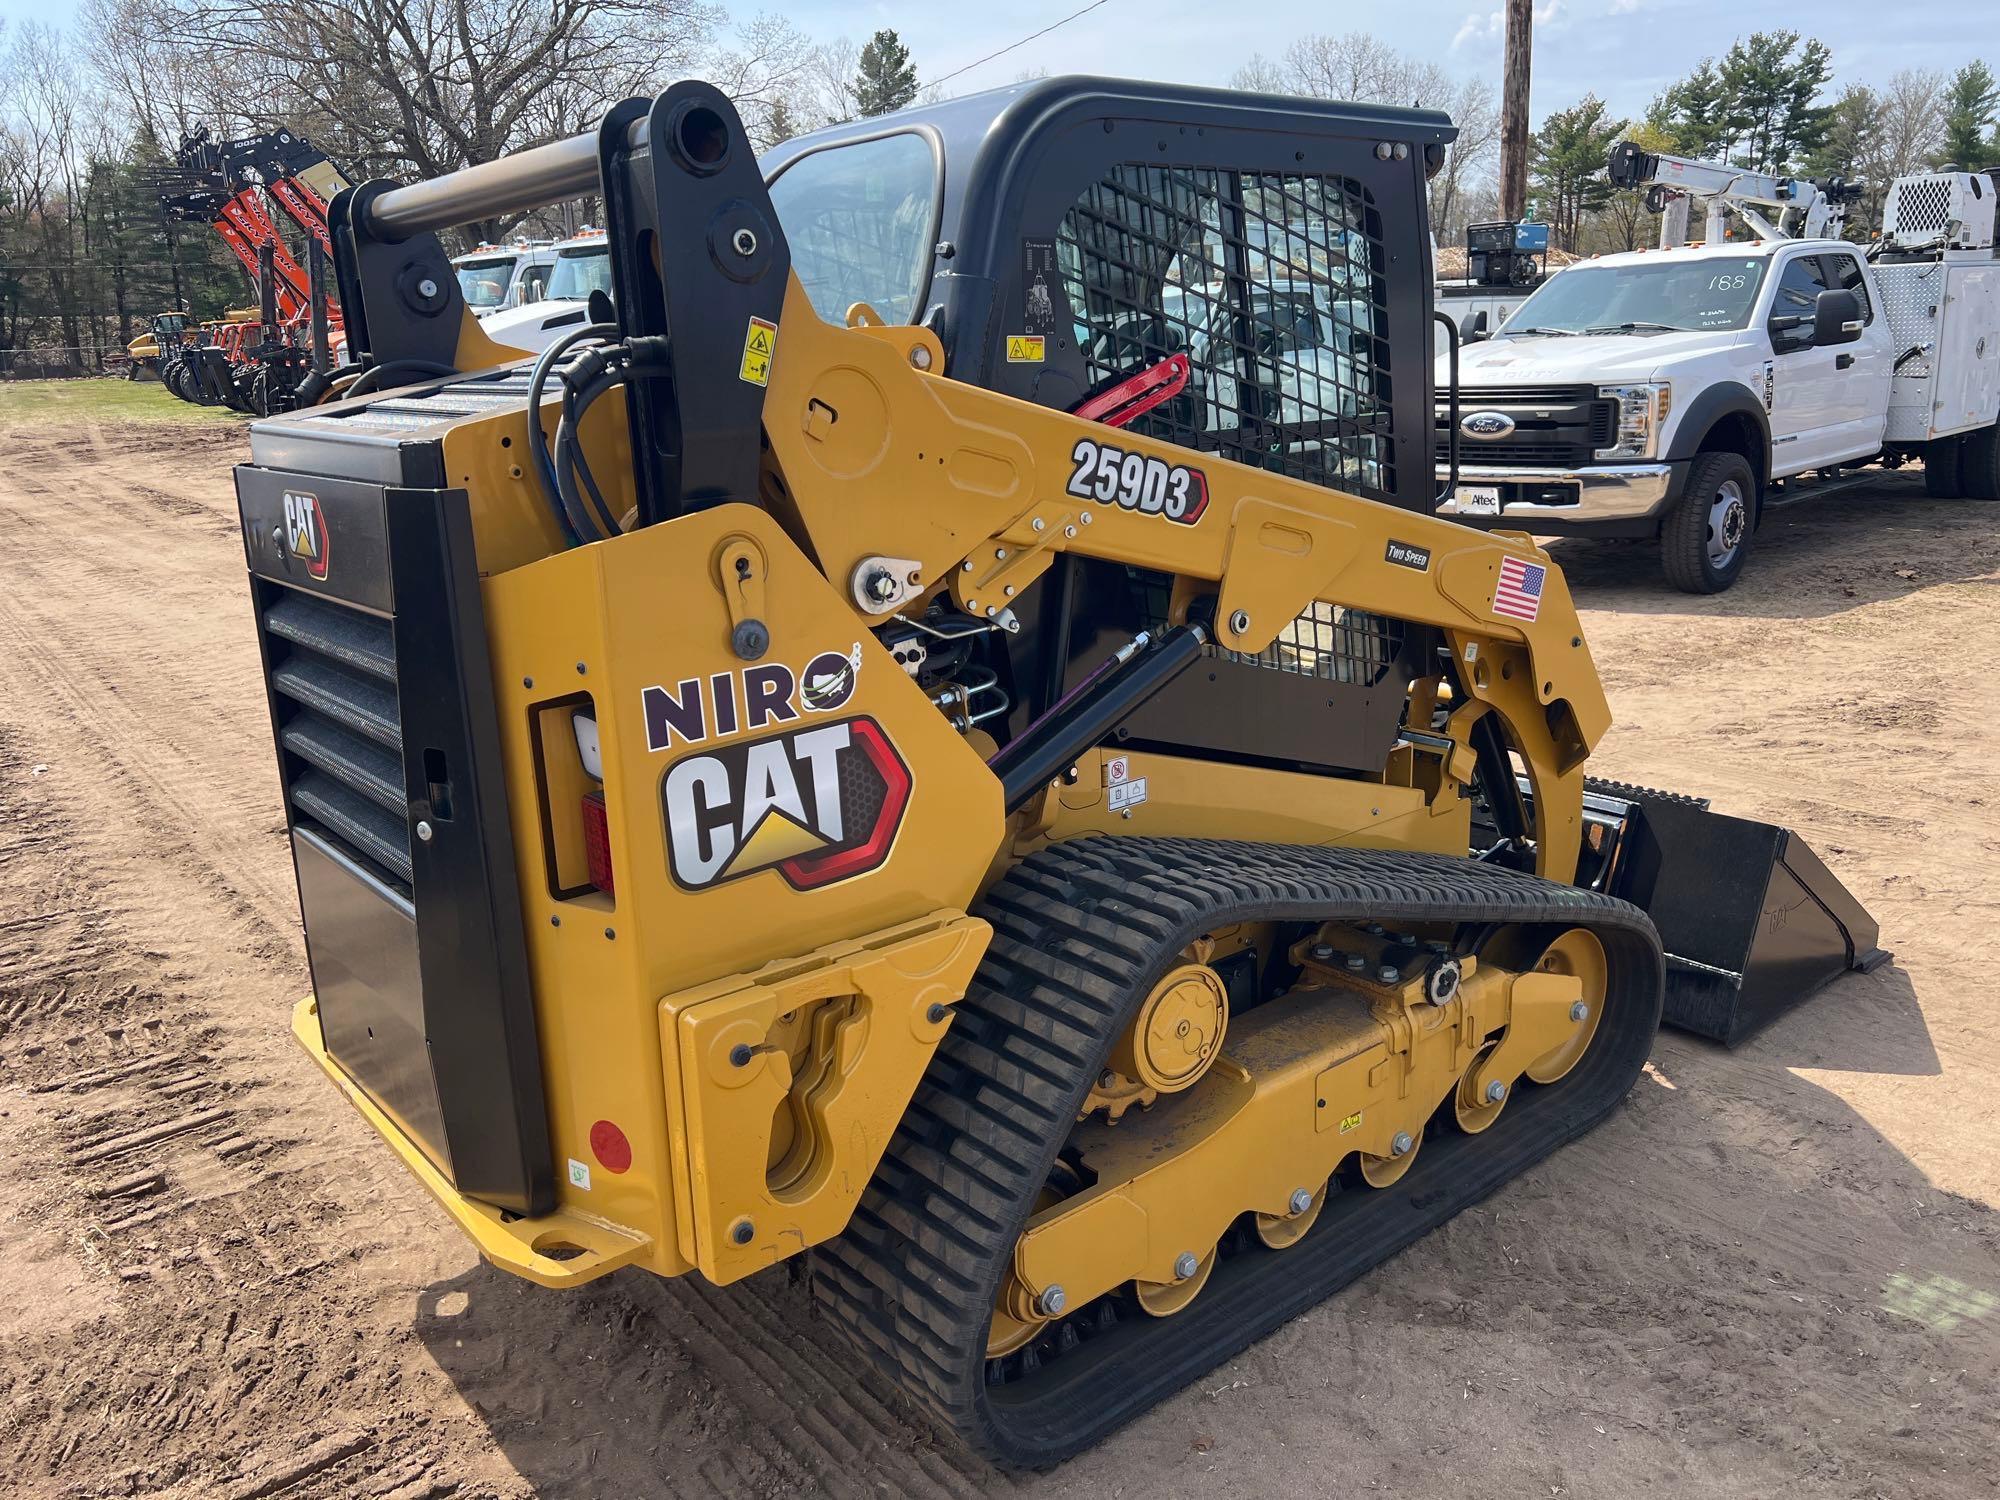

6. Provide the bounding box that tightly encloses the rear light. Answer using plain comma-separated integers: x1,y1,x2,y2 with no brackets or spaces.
582,790,614,894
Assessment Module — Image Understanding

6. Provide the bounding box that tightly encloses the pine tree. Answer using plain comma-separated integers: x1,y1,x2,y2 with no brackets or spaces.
1530,96,1627,252
851,30,919,118
1716,31,1833,172
1938,61,2000,169
1654,60,1730,158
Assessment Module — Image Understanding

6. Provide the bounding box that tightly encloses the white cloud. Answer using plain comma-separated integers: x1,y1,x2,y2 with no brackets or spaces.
1453,0,1565,51
1608,0,1643,12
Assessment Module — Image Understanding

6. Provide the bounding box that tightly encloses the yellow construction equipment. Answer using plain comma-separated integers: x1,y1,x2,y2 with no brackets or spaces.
233,79,1883,1464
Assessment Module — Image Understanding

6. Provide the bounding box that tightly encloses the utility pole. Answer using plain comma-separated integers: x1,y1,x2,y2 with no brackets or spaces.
1498,0,1532,221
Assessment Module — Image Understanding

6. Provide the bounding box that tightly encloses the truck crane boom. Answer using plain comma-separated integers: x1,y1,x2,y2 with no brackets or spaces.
1606,141,1863,246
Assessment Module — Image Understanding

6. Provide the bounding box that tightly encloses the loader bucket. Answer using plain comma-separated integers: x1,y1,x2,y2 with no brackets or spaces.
1581,782,1890,1046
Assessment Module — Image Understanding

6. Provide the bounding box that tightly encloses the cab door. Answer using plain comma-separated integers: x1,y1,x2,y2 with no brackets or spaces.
1816,249,1892,459
1765,251,1843,474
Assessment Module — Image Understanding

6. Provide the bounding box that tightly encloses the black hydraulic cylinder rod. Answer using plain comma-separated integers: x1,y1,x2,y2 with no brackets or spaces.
991,625,1207,813
357,124,642,241
257,240,277,328
306,237,330,373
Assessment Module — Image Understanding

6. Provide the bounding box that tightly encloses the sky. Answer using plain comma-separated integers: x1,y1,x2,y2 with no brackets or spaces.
0,0,1987,125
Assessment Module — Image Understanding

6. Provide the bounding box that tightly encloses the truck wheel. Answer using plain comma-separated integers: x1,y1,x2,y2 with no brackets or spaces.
1960,425,2000,501
1661,451,1755,594
1924,436,1965,498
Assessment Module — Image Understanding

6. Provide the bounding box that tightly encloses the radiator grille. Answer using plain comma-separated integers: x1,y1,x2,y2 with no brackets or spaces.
1058,163,1396,500
1435,385,1616,467
264,592,410,896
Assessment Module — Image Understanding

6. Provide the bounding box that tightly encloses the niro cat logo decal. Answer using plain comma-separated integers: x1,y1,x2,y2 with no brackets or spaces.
282,490,330,580
642,642,862,752
661,716,911,892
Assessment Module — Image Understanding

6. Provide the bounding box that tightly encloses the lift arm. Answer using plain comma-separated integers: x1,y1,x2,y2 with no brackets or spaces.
1606,141,1861,245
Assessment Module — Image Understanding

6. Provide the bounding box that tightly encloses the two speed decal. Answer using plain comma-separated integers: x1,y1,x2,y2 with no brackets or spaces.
1065,438,1209,524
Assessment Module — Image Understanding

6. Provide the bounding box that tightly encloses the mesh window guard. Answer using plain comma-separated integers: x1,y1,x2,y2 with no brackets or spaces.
1058,163,1396,501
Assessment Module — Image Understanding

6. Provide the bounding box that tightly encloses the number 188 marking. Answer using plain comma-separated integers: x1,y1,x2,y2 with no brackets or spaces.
1065,438,1209,524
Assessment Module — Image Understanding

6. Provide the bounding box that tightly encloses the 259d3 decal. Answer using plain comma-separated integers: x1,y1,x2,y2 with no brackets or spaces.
661,716,910,892
1065,438,1208,524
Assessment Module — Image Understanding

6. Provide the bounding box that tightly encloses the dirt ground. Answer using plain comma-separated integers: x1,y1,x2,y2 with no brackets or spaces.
1,403,1997,1500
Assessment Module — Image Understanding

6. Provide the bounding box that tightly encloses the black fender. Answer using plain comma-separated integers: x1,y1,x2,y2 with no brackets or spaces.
1663,380,1772,497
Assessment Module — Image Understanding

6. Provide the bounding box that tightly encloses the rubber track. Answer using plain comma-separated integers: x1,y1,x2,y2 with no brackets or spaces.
811,836,1664,1466
1585,775,1711,811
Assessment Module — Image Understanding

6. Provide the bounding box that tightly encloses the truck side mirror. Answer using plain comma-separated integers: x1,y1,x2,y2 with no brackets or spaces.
1814,287,1863,346
1463,309,1490,345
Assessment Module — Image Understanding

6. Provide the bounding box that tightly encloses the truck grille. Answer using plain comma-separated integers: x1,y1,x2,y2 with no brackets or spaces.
1436,384,1615,468
264,593,410,897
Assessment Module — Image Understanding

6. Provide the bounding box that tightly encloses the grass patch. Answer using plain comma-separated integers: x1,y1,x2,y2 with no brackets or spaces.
0,378,244,431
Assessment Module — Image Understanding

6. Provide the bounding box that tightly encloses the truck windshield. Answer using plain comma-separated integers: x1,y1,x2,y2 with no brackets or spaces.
455,256,516,309
546,246,612,302
1502,256,1767,335
768,131,938,324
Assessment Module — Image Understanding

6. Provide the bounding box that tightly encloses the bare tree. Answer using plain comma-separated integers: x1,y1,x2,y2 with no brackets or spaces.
1229,32,1499,241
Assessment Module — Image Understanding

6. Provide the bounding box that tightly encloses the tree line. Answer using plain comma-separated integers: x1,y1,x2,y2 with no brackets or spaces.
1527,33,2000,255
3,12,1996,375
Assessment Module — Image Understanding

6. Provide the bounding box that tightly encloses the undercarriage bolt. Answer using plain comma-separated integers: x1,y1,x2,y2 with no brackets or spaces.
1311,943,1335,961
1344,953,1367,973
1377,964,1401,984
1173,1251,1200,1281
1484,1079,1507,1104
1391,1131,1414,1157
1037,1284,1067,1316
1288,1187,1314,1216
1570,1001,1590,1022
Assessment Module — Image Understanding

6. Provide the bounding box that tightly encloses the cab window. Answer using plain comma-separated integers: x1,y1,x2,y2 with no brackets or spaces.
1819,252,1872,324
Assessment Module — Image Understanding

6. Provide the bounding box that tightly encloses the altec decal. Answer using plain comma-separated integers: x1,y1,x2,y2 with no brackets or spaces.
642,643,861,753
662,715,911,892
1065,437,1208,524
282,490,330,581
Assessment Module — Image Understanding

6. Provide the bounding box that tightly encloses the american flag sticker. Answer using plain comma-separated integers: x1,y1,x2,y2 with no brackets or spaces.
1493,556,1547,623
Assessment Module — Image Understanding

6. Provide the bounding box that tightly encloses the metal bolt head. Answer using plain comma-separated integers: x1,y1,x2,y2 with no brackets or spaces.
1288,1187,1314,1216
1004,584,1016,597
1064,524,1078,538
1032,517,1046,531
1377,964,1400,984
1311,943,1335,961
1037,1284,1067,1316
417,277,439,299
1484,1079,1507,1104
729,1043,752,1067
415,820,434,843
731,227,758,256
730,1219,755,1245
864,568,897,601
1570,1000,1590,1022
1173,1251,1199,1281
1345,952,1367,972
1391,1131,1414,1157
910,344,934,370
1229,609,1251,635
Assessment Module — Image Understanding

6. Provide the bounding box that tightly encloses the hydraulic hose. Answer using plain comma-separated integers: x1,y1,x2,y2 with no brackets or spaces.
526,322,620,545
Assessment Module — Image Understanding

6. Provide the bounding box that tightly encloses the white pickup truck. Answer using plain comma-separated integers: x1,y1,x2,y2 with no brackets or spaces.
1435,172,2000,592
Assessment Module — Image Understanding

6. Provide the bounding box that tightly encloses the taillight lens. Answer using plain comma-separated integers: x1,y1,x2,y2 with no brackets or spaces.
582,790,613,894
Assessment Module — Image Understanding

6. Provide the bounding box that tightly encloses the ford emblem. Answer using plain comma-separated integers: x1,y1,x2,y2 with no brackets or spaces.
1461,410,1516,439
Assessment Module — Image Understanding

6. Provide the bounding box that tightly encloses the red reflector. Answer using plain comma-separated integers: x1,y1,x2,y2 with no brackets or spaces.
582,790,614,894
589,1119,631,1173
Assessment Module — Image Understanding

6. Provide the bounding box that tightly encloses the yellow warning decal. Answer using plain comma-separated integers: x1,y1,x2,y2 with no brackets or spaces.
739,316,778,386
1005,334,1045,363
1338,1111,1363,1134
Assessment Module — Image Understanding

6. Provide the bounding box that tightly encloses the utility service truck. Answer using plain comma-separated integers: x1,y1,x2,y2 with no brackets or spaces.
1437,144,2000,592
